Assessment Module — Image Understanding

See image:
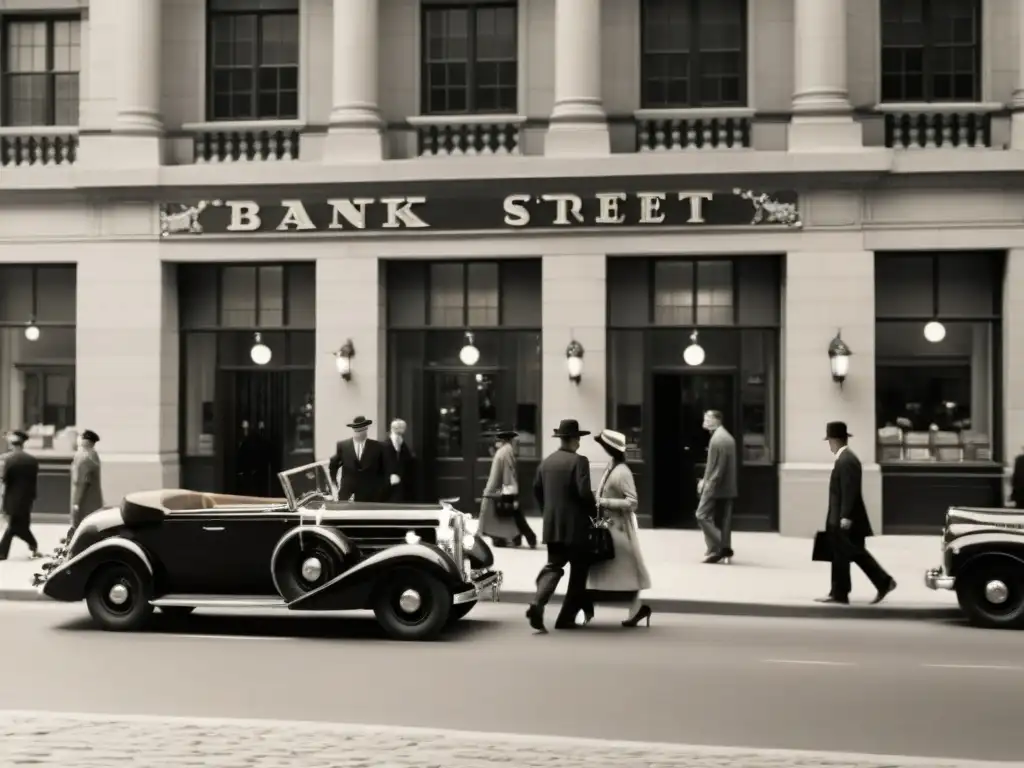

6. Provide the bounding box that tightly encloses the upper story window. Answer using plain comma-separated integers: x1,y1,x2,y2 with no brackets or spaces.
1,17,81,127
880,0,981,102
207,0,299,121
421,2,518,115
640,0,746,109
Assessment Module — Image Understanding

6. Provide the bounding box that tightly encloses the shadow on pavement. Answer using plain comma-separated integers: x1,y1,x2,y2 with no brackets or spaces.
51,611,502,642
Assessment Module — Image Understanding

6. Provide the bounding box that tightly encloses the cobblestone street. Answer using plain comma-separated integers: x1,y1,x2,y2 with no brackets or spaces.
0,711,1012,768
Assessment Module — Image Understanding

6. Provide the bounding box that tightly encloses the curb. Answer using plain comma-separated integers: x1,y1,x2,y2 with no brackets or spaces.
0,584,963,621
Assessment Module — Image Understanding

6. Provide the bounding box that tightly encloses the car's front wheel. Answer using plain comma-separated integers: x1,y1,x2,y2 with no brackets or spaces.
956,556,1024,629
373,567,451,641
85,562,154,632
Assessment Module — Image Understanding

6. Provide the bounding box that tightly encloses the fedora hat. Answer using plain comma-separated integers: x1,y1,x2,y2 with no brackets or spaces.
824,421,852,440
81,429,100,443
347,416,373,430
8,430,28,444
552,419,590,438
595,429,627,454
485,428,519,441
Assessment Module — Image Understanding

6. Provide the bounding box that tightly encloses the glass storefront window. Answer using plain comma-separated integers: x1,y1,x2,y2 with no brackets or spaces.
428,263,464,327
0,327,77,450
740,330,776,464
609,330,644,460
695,261,734,325
876,320,997,463
287,370,314,456
466,262,498,327
183,333,216,457
509,331,540,458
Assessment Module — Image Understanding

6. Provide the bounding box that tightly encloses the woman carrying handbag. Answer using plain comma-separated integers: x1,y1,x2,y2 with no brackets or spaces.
479,429,537,548
581,429,653,628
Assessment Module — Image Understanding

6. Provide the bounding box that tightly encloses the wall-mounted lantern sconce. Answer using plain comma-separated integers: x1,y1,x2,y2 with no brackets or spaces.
683,330,705,367
334,339,355,381
459,331,480,366
828,330,852,387
250,332,272,365
24,267,39,342
566,340,584,384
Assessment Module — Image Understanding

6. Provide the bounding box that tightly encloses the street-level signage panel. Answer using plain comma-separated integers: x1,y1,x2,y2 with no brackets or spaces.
160,187,799,236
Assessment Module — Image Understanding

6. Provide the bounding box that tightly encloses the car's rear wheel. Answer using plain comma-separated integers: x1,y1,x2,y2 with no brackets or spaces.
85,562,154,632
955,556,1024,629
272,535,348,603
447,600,476,625
373,567,451,641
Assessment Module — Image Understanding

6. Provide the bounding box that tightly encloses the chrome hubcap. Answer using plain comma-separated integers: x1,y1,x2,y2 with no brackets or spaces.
300,557,323,583
985,579,1009,604
398,588,422,613
108,583,130,606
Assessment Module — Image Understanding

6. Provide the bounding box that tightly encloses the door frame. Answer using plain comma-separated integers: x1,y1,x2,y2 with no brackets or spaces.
644,366,741,529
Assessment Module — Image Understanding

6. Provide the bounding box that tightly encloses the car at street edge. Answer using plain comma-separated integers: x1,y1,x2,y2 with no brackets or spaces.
924,505,1024,629
33,460,502,641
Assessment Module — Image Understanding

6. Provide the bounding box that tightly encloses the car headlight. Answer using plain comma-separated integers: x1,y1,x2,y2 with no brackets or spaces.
462,533,476,550
465,517,479,536
405,531,421,545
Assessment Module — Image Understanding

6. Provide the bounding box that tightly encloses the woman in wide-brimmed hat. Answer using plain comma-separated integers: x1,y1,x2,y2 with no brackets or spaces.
583,429,653,628
478,429,536,548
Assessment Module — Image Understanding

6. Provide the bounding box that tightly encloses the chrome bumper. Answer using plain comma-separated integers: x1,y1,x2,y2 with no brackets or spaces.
925,567,956,591
453,570,503,605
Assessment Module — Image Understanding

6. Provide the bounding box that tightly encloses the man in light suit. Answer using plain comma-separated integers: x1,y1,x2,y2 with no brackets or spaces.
695,410,737,564
70,429,103,533
816,421,896,605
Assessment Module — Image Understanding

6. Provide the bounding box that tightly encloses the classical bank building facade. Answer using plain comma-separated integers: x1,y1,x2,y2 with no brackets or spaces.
1,0,1022,536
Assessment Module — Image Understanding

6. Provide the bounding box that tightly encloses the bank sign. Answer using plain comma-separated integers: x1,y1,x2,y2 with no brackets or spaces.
159,186,799,237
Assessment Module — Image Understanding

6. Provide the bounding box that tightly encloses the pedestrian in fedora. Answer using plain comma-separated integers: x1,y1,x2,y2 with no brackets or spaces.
816,421,897,606
71,429,103,533
479,429,537,549
0,430,43,561
526,419,596,633
329,416,386,502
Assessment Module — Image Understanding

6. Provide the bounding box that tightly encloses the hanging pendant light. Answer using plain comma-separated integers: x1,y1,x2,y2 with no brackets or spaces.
24,268,40,341
24,320,40,342
683,330,705,366
923,320,946,343
250,332,272,365
459,331,480,366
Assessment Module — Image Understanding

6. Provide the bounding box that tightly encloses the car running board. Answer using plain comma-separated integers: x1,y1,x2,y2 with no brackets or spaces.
150,595,288,610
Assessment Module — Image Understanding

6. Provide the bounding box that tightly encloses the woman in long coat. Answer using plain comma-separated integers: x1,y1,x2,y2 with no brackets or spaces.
584,429,653,627
478,430,523,547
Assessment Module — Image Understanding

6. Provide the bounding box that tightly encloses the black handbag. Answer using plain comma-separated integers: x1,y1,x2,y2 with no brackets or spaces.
586,513,615,563
811,530,833,562
495,493,517,518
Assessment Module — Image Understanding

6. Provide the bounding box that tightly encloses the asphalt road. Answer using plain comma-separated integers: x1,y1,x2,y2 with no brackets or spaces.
1,601,1021,762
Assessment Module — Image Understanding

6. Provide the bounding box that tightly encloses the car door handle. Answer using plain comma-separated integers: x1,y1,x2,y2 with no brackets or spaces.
202,526,225,532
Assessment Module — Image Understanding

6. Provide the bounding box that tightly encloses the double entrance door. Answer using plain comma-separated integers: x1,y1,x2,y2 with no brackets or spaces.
423,370,508,509
650,372,736,528
219,370,290,498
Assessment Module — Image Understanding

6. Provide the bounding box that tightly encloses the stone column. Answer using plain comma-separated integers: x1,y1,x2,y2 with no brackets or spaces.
788,0,862,151
324,0,384,162
112,0,164,164
778,248,878,536
544,0,610,156
1003,250,1024,501
315,255,383,460
76,234,179,503
1011,0,1024,148
541,255,607,483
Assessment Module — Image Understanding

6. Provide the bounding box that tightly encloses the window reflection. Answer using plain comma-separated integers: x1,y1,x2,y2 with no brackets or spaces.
609,330,644,460
287,370,314,456
740,330,774,464
433,372,464,457
183,333,216,457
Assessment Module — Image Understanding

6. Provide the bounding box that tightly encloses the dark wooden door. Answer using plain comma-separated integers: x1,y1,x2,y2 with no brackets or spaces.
220,371,288,496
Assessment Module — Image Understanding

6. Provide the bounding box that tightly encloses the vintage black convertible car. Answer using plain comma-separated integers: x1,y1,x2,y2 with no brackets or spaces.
925,505,1024,629
33,460,502,641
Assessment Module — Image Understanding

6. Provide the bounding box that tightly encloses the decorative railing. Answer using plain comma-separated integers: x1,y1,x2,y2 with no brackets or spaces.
0,127,78,167
635,108,753,152
877,103,1002,149
183,120,303,163
409,114,525,157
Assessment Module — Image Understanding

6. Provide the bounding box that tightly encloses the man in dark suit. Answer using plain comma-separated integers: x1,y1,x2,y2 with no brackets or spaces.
696,409,738,564
0,430,43,561
816,421,896,605
329,416,386,502
382,418,416,502
526,419,596,633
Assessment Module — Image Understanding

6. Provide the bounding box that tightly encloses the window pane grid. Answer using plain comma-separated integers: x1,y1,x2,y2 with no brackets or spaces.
208,9,299,121
640,0,745,109
1,17,81,127
422,4,517,115
880,0,980,103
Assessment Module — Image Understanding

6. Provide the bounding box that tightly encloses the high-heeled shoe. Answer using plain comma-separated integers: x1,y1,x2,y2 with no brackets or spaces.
621,604,652,628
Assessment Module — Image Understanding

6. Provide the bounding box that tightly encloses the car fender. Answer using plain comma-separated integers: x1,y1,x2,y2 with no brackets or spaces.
286,543,463,612
269,525,356,593
41,537,154,603
956,546,1024,577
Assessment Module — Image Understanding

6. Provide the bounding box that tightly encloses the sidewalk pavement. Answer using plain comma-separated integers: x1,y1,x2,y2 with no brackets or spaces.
0,522,960,620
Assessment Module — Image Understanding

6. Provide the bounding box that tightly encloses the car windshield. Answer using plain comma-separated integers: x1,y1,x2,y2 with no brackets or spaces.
278,460,337,510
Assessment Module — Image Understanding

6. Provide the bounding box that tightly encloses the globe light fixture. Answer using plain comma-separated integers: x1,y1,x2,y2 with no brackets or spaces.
923,320,946,343
24,322,40,342
828,330,852,387
682,330,705,367
250,332,272,365
459,331,480,366
566,339,584,384
334,339,355,381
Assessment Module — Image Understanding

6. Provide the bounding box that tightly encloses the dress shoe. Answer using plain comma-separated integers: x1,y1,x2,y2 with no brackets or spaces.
814,595,850,605
525,604,547,633
702,553,723,564
871,579,897,605
720,547,734,564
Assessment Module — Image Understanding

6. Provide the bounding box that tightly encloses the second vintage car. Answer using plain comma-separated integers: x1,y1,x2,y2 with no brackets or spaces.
34,460,502,641
925,505,1024,629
